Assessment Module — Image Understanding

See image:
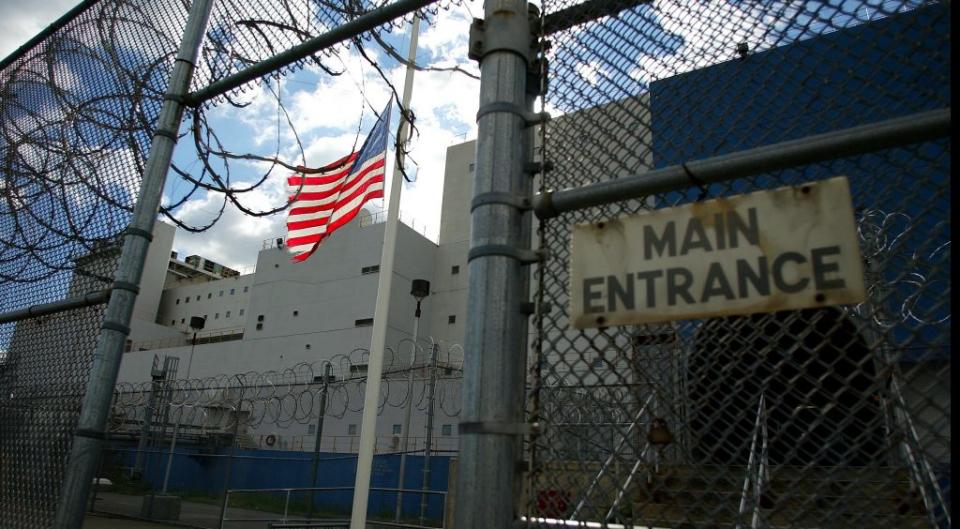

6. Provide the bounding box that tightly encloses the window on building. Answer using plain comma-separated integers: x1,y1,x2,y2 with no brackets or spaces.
448,315,456,324
451,265,460,275
348,424,357,436
257,315,264,322
256,323,263,330
355,318,374,327
196,295,200,301
593,357,605,369
207,293,212,299
226,310,231,318
215,313,219,319
244,286,249,293
468,162,475,172
239,309,244,316
203,314,208,320
308,424,316,435
176,299,180,305
219,290,224,297
230,288,235,295
305,344,311,350
441,424,453,436
293,310,299,317
361,265,380,274
180,318,185,324
392,424,402,435
185,297,189,304
171,320,176,325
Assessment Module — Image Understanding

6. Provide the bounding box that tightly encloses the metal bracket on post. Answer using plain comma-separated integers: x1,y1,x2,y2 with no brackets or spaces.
467,245,546,265
459,421,543,436
476,101,550,127
471,192,532,212
524,160,554,176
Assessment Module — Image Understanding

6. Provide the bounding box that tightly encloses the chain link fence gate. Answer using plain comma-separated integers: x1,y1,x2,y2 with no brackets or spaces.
0,0,459,527
512,0,950,528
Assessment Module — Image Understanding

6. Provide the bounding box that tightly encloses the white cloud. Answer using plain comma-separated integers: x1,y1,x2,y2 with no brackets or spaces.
0,0,82,60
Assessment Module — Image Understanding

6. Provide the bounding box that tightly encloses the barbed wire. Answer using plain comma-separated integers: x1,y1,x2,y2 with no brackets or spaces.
109,338,465,431
1,0,477,293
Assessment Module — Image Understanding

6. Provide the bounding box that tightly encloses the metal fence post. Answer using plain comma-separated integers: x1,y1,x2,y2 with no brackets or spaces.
455,1,539,527
49,2,215,526
308,363,332,519
419,343,439,525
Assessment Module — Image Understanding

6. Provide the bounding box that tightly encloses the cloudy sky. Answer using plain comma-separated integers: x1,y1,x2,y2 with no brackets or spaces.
1,0,485,273
1,0,909,276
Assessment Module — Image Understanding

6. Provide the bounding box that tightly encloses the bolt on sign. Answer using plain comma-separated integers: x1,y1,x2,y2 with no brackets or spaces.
569,176,866,329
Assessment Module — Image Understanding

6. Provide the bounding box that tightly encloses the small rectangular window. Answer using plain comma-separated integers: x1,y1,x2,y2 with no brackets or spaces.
207,293,212,299
239,309,244,316
230,288,235,295
215,313,219,319
468,162,475,172
256,323,263,330
348,424,357,436
293,310,299,317
171,320,176,325
219,290,224,297
593,357,604,369
244,286,249,293
175,299,180,305
361,265,380,274
257,315,264,322
355,318,374,327
180,318,185,324
448,315,456,324
185,297,189,304
392,424,402,435
196,295,200,301
441,424,452,436
451,265,460,275
308,424,316,435
226,310,231,318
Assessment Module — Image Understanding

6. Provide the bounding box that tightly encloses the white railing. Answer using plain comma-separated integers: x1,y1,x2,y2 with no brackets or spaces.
569,394,654,520
737,394,769,529
126,326,245,353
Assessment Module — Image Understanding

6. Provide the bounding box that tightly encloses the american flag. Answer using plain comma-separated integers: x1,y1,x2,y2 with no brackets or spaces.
285,104,391,262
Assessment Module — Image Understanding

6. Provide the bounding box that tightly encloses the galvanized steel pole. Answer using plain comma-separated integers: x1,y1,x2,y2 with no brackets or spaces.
419,343,439,525
308,363,332,519
51,1,215,526
455,1,538,527
350,14,421,529
395,310,422,521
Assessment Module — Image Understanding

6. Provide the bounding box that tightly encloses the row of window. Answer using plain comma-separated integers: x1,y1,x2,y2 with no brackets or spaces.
170,309,245,326
174,285,249,305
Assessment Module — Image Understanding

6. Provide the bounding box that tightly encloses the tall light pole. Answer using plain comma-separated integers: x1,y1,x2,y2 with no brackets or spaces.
395,279,429,522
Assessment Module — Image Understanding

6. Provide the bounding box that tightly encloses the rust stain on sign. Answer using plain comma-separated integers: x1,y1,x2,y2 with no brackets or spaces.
569,176,866,329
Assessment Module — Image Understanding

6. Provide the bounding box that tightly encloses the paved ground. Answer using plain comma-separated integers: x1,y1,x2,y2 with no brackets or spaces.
84,514,193,529
90,492,410,528
90,492,279,529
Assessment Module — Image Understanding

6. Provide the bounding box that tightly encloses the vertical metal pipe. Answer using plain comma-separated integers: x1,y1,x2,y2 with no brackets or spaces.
396,306,422,521
455,1,535,527
51,1,215,526
133,377,160,479
162,332,197,493
419,343,439,525
309,363,332,519
218,391,243,529
350,13,421,529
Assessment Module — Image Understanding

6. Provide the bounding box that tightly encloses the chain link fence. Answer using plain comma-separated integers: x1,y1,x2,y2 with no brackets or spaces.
526,1,949,528
0,0,457,526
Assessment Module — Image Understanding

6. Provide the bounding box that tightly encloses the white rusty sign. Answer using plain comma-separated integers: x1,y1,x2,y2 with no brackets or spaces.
569,176,866,329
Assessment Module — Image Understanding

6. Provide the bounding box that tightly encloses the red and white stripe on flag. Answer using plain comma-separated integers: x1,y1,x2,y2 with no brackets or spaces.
285,103,391,262
285,150,387,262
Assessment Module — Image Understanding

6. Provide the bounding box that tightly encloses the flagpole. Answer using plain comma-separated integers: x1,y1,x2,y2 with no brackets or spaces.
350,13,421,529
